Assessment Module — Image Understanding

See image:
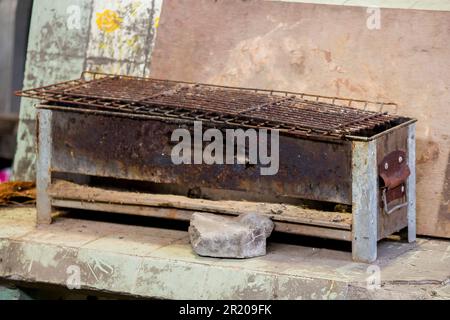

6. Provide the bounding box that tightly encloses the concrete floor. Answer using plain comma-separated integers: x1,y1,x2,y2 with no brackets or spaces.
0,206,449,299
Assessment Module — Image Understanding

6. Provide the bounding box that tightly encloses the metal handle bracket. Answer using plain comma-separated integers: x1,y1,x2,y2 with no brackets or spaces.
382,188,408,215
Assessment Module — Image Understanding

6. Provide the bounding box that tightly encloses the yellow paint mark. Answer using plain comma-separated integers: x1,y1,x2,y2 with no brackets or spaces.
130,1,142,17
126,35,139,48
96,9,123,33
154,17,160,29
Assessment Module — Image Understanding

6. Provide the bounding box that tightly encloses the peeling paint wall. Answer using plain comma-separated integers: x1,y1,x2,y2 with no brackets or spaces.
13,0,162,180
86,0,162,76
13,0,92,179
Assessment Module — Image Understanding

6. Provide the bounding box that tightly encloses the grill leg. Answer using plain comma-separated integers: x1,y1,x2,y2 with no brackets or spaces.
351,140,378,263
36,109,53,225
406,124,416,243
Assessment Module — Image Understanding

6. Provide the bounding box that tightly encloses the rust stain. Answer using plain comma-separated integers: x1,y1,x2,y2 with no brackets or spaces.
312,48,332,63
333,78,366,96
323,50,332,63
438,151,450,223
291,55,305,75
417,139,440,164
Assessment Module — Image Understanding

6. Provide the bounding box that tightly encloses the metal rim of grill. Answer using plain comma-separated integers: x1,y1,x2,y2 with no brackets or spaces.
16,71,415,140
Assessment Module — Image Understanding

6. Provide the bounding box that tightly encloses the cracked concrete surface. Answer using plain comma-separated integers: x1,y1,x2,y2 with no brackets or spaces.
0,207,449,299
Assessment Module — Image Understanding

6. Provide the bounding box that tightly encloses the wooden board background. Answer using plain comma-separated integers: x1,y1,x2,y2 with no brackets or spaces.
150,0,450,238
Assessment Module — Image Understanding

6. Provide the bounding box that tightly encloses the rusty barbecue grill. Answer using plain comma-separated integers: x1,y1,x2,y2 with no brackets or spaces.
17,72,417,262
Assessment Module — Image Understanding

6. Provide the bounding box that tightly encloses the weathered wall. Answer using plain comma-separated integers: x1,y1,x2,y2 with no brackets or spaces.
13,0,91,177
13,0,162,179
150,0,450,238
0,0,18,116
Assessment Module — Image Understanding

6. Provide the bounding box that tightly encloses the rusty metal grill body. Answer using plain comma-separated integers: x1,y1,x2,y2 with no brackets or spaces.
18,72,417,263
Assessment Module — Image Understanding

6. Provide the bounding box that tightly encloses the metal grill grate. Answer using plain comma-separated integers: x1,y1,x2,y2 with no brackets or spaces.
17,72,408,139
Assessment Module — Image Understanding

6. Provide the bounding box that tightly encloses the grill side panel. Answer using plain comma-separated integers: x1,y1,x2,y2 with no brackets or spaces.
376,125,409,240
49,109,353,204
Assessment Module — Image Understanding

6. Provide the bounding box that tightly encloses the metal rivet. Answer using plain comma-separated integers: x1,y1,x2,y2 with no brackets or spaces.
384,162,389,170
398,156,403,163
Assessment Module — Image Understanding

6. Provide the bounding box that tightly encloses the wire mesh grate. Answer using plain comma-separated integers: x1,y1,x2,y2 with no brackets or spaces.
16,72,408,139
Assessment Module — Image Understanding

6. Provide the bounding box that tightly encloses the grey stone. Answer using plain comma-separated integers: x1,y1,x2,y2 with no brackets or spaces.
188,212,274,259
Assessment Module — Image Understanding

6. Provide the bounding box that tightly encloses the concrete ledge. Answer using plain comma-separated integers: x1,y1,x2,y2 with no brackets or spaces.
0,207,449,299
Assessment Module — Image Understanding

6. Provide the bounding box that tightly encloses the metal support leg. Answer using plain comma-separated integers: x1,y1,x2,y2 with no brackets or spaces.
352,140,378,263
407,124,416,242
36,109,53,225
